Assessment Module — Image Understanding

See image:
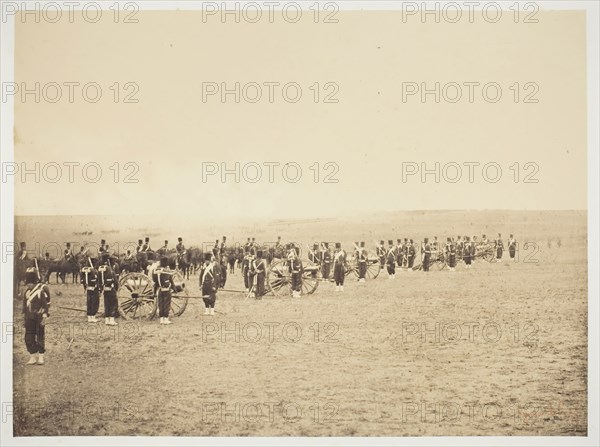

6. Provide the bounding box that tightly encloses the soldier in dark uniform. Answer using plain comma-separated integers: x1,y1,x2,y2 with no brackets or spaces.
242,247,252,292
64,242,73,261
408,239,416,270
288,247,303,298
157,240,169,256
228,249,236,274
141,237,151,252
446,237,457,271
136,239,143,253
220,236,227,257
333,242,346,292
422,238,431,272
81,259,100,323
395,239,403,270
432,237,439,261
43,252,51,261
402,238,410,270
308,243,321,278
176,237,185,254
357,241,368,283
456,236,463,260
247,249,256,296
386,240,396,278
253,249,267,299
18,241,28,261
508,234,517,261
22,265,50,365
376,240,386,270
154,256,177,324
464,236,473,268
495,233,504,262
98,239,106,254
200,252,220,315
98,253,118,325
321,243,332,281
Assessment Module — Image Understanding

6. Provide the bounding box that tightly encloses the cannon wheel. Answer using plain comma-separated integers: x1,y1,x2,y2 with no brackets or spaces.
267,259,292,296
365,258,381,279
118,272,156,320
169,271,189,316
301,260,320,295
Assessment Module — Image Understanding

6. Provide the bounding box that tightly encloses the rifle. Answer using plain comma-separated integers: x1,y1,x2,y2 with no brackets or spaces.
34,258,42,282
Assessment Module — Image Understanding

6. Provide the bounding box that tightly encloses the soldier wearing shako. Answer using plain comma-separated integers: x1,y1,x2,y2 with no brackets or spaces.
321,242,332,281
463,236,473,268
408,239,416,270
333,242,346,292
18,242,28,260
98,253,119,325
241,247,252,292
376,240,386,269
402,238,410,270
456,236,463,260
220,236,227,256
432,236,439,261
64,242,73,261
395,239,403,270
81,258,100,323
200,252,220,315
288,246,303,298
99,239,107,255
508,234,517,261
136,239,143,253
176,237,185,254
357,241,368,283
253,249,267,299
422,238,431,272
22,264,50,365
141,237,151,252
124,249,135,261
446,237,457,271
495,233,504,262
154,256,178,325
158,240,169,256
386,240,396,278
308,243,321,278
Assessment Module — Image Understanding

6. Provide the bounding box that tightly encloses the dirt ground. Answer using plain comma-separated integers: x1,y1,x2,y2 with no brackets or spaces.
11,210,587,436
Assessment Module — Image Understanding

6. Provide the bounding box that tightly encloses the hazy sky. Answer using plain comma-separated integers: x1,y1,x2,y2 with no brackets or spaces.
12,9,587,217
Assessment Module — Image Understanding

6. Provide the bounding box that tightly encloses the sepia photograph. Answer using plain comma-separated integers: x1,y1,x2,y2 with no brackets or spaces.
0,1,598,446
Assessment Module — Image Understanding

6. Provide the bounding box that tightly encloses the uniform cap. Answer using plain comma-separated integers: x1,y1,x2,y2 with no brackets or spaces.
204,252,212,261
66,243,71,247
20,242,26,249
145,237,149,242
138,239,143,244
101,239,106,244
380,240,384,244
313,243,319,250
178,237,182,242
388,240,393,245
360,241,365,247
335,242,341,248
164,240,168,245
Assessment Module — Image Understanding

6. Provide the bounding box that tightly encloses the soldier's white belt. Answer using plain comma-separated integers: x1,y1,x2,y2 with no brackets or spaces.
87,286,96,291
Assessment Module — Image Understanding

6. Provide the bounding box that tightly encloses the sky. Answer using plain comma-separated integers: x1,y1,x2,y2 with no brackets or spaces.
11,8,587,217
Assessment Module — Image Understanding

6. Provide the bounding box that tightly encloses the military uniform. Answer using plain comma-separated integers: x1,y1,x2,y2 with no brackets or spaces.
402,238,410,269
22,267,50,365
288,248,303,298
81,264,100,322
333,243,346,291
408,239,416,269
141,237,151,252
386,240,396,278
308,243,321,278
242,249,252,291
200,253,220,315
357,242,368,283
463,237,473,268
253,251,267,299
98,256,119,325
321,243,332,280
446,238,456,270
495,234,504,261
136,239,143,253
154,257,176,324
422,239,431,272
376,241,386,269
508,235,517,261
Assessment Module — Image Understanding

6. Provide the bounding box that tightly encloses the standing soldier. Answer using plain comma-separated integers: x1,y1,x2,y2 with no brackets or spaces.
463,236,473,268
253,249,267,300
124,249,135,261
19,242,28,260
141,237,151,252
422,238,431,272
482,234,489,245
357,241,368,283
495,233,504,262
228,249,236,274
446,237,457,271
432,237,439,261
408,239,416,270
376,240,386,270
386,240,396,279
508,234,517,261
395,239,403,271
81,258,100,323
244,237,251,252
220,236,227,256
22,263,50,365
200,253,220,315
402,238,410,270
98,253,118,325
333,243,346,292
321,243,332,281
288,246,303,298
242,247,252,292
247,249,256,296
308,243,321,279
456,236,463,261
136,239,143,253
154,256,176,325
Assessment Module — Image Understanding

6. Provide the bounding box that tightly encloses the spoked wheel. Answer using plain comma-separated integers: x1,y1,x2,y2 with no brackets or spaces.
344,259,359,279
170,271,189,316
365,258,381,279
432,255,447,270
118,272,156,320
301,260,320,295
267,259,292,297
